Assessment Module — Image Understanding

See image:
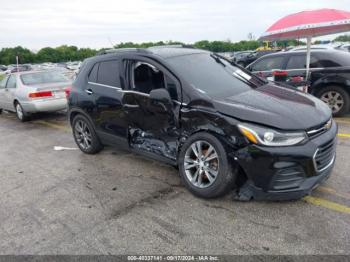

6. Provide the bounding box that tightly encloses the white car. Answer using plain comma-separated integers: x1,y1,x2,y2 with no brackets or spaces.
0,71,71,121
66,61,82,71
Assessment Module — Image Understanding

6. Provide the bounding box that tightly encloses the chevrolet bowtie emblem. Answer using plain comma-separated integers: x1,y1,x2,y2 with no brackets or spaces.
325,119,332,130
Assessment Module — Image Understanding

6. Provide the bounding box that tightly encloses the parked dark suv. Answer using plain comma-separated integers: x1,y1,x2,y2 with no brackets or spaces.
246,50,350,116
68,47,337,201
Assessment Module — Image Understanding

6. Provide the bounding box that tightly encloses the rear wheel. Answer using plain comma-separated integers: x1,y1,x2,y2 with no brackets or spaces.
72,115,103,154
15,102,29,122
178,132,237,198
316,86,350,116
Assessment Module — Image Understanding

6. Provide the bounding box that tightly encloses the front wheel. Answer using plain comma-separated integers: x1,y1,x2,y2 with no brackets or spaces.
316,86,350,116
178,132,236,199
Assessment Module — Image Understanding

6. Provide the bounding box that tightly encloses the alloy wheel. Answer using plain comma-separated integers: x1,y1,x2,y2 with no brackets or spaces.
74,120,92,150
184,140,219,188
320,91,344,114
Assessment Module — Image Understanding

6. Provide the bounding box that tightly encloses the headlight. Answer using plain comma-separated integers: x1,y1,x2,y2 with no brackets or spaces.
238,123,307,146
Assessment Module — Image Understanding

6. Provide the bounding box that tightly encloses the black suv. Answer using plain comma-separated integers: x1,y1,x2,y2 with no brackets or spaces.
246,50,350,116
68,47,337,201
234,50,280,67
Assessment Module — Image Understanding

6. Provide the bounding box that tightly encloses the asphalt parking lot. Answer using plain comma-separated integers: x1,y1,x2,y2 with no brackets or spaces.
0,111,349,255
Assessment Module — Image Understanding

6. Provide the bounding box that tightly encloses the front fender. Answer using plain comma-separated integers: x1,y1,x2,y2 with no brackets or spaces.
178,107,245,153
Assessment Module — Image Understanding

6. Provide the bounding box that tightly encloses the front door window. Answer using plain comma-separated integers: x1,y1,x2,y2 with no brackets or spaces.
130,61,178,100
132,62,165,94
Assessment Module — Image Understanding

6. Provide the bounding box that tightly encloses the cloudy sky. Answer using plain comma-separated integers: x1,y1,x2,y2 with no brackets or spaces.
0,0,349,49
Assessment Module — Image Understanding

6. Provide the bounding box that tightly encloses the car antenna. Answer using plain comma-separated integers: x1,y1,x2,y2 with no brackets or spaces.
107,37,115,48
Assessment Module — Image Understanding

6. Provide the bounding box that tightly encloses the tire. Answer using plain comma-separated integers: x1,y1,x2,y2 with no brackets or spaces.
315,86,350,117
178,132,237,199
72,114,103,154
0,108,2,114
15,102,29,122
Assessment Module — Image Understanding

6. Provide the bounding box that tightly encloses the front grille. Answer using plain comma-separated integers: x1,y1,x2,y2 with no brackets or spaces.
313,139,336,172
307,119,332,139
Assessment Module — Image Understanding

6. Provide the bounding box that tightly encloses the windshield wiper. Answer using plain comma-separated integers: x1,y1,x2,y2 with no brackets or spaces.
210,53,226,67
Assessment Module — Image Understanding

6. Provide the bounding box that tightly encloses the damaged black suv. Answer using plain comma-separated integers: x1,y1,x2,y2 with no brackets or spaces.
68,46,337,201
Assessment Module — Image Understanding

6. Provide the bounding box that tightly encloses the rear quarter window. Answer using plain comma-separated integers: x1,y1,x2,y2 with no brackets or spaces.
315,51,350,68
88,63,99,82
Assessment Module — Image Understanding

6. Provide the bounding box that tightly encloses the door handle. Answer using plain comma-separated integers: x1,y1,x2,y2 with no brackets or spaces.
85,89,93,95
123,104,140,109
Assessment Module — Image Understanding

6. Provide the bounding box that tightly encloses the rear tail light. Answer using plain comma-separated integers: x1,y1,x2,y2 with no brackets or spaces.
65,86,71,98
29,91,53,98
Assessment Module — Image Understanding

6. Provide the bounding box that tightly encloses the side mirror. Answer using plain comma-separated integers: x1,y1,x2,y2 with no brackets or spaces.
149,88,171,104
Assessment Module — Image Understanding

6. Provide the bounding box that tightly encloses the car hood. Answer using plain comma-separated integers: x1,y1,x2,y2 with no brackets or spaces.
212,83,331,130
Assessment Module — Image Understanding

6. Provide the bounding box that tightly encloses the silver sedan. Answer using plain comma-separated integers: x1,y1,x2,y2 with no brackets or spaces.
0,71,71,121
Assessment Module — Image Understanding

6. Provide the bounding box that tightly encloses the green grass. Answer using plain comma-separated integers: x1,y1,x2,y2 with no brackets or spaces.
0,74,5,80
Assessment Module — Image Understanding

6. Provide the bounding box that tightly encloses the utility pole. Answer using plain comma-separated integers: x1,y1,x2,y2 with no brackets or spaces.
16,53,19,72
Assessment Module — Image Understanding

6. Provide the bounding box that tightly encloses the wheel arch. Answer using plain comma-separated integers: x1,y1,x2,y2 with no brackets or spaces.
177,126,244,172
13,99,19,107
311,76,350,96
177,128,231,158
13,99,21,112
68,107,95,128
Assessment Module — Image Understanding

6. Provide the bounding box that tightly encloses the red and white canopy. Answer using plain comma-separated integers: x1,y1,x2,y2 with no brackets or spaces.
260,9,350,41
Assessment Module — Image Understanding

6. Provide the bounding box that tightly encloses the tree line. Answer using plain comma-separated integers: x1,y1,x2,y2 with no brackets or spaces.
0,45,97,65
1,35,349,65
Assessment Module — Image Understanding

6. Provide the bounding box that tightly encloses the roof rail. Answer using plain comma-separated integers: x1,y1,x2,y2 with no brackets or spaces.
148,44,195,49
96,48,150,56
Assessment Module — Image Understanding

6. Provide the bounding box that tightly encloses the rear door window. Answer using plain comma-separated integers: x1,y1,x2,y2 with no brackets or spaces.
286,55,305,69
251,56,285,72
97,60,120,87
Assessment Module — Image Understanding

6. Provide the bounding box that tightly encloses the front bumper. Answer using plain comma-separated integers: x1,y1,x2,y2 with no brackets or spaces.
234,122,337,201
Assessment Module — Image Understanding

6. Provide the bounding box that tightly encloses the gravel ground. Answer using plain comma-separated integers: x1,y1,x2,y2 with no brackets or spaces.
0,111,349,255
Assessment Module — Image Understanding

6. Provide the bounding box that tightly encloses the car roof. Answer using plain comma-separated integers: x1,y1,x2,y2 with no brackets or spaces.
148,46,208,58
91,46,209,62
